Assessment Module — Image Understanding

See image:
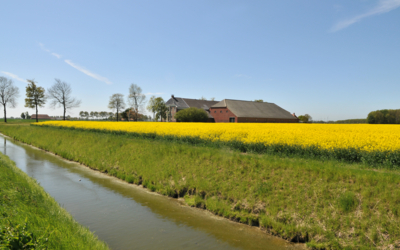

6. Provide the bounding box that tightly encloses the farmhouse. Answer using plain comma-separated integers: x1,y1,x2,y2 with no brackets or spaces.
31,114,52,120
209,99,299,123
165,95,219,122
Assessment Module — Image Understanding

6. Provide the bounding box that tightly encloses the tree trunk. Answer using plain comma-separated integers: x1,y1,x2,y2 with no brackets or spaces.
4,107,6,123
63,105,66,121
116,108,119,122
36,104,38,123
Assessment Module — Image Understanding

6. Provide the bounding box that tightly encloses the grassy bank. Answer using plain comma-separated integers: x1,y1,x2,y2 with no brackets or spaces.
0,151,109,249
1,124,400,249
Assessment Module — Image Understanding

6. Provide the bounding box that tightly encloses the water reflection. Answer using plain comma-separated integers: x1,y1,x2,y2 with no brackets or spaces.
1,136,302,250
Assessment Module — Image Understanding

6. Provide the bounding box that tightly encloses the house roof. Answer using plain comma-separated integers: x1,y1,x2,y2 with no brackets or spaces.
211,99,298,120
165,96,219,110
31,114,52,119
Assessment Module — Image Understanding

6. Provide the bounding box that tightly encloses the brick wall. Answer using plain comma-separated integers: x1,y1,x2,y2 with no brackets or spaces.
210,108,238,123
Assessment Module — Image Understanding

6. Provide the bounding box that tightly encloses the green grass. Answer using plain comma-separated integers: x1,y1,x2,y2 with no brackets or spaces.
0,119,47,125
1,124,400,249
0,152,109,249
34,123,400,169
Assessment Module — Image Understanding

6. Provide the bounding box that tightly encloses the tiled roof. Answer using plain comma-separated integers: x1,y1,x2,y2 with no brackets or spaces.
211,99,297,120
31,114,52,119
166,96,219,110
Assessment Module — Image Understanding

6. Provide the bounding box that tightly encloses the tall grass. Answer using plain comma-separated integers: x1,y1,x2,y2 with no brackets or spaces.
1,124,400,249
0,152,109,249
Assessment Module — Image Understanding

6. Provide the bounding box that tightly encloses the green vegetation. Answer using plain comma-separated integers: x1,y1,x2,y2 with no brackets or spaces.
1,124,400,249
174,107,209,122
335,119,367,124
367,109,400,124
0,151,109,249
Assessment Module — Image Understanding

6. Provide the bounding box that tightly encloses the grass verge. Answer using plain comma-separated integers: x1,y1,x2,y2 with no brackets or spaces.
0,151,109,249
1,124,400,249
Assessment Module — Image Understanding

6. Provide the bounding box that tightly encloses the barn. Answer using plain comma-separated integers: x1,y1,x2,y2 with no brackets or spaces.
31,114,52,120
209,99,299,123
165,95,219,122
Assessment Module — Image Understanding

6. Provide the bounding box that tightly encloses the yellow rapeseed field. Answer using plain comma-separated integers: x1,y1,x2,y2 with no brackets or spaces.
35,121,400,153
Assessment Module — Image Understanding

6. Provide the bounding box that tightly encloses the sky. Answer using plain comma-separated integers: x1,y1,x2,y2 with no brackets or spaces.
1,0,399,120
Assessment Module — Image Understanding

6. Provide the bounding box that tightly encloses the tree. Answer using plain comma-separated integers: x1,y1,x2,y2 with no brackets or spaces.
0,77,19,123
79,111,85,119
146,96,157,120
153,97,168,121
25,80,46,123
90,111,94,120
25,111,31,119
200,96,207,100
108,94,126,122
210,97,216,101
174,107,209,122
127,84,146,121
21,112,25,119
254,99,263,103
47,79,81,121
298,114,312,123
94,111,99,120
305,114,312,122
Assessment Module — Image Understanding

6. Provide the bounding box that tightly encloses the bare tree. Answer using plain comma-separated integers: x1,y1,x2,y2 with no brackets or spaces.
127,84,146,121
0,77,19,123
47,79,81,121
108,94,125,121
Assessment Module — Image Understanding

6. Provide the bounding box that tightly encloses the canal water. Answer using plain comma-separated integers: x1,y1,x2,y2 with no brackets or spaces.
1,136,302,250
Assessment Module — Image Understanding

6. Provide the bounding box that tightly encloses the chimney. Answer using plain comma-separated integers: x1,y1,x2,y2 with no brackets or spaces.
172,94,174,99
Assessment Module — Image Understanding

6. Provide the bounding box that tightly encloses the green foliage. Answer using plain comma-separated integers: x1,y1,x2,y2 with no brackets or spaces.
2,124,400,248
254,99,263,103
298,114,312,123
367,109,400,124
0,152,108,249
108,94,126,121
335,119,367,124
174,107,209,122
24,80,46,123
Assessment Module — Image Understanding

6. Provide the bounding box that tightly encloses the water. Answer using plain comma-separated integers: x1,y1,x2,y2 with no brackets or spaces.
0,136,302,250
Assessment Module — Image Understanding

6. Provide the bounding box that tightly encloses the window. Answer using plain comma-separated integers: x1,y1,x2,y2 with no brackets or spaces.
229,117,235,122
220,111,222,113
214,111,216,113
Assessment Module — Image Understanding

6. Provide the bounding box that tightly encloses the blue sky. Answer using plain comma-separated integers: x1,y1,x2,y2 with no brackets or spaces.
1,0,399,120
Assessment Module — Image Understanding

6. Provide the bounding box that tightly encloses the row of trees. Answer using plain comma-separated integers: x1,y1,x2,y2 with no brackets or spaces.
367,109,400,124
0,76,81,122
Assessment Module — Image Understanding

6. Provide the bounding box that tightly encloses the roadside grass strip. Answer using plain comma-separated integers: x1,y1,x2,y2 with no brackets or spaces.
1,124,400,249
34,121,400,168
0,152,109,250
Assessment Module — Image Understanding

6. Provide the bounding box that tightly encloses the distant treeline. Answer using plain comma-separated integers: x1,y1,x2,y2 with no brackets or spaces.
335,119,367,124
367,109,400,124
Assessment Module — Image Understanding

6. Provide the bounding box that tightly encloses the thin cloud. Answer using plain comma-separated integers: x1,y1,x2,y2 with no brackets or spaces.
39,42,62,58
64,59,112,85
1,71,27,83
331,0,400,32
51,53,61,59
145,92,164,96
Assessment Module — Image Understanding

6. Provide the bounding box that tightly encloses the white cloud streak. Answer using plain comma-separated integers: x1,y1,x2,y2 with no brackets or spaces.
1,71,27,83
39,42,62,58
51,53,61,59
64,60,112,85
331,0,400,32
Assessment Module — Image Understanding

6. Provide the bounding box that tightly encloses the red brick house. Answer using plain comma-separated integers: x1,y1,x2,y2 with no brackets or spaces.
165,95,219,122
31,114,52,120
209,99,299,123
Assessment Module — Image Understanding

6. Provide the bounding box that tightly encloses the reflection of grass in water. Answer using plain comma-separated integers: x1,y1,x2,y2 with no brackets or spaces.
0,152,109,249
2,124,400,249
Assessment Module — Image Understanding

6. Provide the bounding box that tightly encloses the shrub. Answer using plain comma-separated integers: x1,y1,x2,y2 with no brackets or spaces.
174,107,209,122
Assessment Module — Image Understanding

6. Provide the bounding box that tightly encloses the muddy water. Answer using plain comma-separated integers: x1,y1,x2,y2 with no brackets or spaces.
1,136,302,250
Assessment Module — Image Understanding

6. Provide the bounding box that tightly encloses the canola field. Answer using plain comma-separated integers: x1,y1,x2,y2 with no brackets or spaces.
34,121,400,167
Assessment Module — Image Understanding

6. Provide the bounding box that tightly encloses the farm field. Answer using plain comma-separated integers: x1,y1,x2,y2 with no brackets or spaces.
1,123,400,249
0,151,109,250
35,121,400,168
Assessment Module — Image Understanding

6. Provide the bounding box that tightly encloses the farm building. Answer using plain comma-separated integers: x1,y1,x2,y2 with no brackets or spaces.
165,95,219,122
31,114,52,120
209,99,299,123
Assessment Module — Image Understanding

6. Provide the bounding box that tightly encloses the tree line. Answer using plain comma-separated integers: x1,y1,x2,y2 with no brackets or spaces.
367,109,400,124
0,77,80,123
